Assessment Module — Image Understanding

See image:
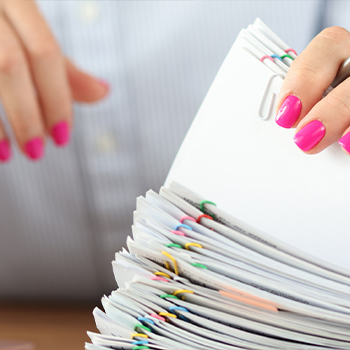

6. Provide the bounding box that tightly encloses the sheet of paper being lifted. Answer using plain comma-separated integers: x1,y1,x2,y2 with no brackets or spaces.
166,19,350,273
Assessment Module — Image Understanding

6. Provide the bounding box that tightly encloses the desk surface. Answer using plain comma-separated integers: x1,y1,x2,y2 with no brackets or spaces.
0,302,98,350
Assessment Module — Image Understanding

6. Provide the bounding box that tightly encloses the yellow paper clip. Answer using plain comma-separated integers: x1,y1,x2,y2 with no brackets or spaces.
161,251,178,275
131,333,148,339
158,312,177,318
173,289,194,297
185,242,203,250
154,271,171,279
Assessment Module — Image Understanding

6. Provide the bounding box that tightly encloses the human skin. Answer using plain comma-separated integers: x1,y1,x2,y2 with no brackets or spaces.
276,26,350,155
0,0,108,162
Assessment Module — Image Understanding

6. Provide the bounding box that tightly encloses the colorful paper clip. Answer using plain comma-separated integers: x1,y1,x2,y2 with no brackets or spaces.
131,333,148,339
285,48,297,56
270,54,282,61
185,242,202,250
280,54,293,60
151,276,168,282
154,271,171,278
260,55,273,62
161,251,179,275
137,317,155,325
196,214,213,224
180,215,196,223
150,313,165,321
173,289,194,297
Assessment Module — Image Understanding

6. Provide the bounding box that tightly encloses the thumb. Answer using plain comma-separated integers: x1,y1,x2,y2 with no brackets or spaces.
65,58,109,103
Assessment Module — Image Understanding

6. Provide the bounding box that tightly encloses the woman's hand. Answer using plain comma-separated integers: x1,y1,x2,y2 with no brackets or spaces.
276,26,350,155
0,0,108,162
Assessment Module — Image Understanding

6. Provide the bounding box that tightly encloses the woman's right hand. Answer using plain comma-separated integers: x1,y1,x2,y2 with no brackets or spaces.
0,0,109,162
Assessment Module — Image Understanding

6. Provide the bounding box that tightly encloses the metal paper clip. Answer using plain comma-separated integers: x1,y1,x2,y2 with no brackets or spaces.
258,73,284,121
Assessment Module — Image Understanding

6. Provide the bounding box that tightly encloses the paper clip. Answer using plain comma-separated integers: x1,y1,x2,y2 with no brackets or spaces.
170,230,185,236
196,214,213,224
134,324,151,332
160,294,179,299
154,271,171,278
174,223,192,231
137,317,155,326
169,306,190,321
270,54,282,61
151,276,169,282
258,73,284,121
260,55,273,62
280,54,293,60
199,200,216,212
166,243,182,249
158,312,177,318
131,334,148,339
185,242,202,250
285,48,297,56
180,215,196,223
132,340,149,345
132,346,150,350
173,289,194,297
191,263,208,269
150,313,165,321
161,251,179,275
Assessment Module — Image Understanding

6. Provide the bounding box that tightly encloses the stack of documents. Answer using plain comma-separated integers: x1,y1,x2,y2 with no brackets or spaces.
85,19,350,349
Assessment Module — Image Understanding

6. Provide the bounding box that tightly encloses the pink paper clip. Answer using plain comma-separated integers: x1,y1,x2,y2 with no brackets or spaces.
171,230,185,236
150,313,165,322
151,276,169,282
260,55,273,62
180,215,196,224
285,48,297,56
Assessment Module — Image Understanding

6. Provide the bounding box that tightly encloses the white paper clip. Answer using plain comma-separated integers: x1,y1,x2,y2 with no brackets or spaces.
258,73,284,121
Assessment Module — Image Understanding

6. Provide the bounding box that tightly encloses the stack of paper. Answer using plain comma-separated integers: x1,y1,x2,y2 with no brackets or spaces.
86,182,350,350
85,19,350,349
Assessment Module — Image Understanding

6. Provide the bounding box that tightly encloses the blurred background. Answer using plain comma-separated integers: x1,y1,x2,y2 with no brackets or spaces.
1,1,349,349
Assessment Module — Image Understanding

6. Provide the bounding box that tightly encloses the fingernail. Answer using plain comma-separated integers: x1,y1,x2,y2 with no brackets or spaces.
293,120,326,152
338,132,350,154
0,140,11,162
25,137,44,160
276,95,302,128
97,79,110,91
52,121,70,147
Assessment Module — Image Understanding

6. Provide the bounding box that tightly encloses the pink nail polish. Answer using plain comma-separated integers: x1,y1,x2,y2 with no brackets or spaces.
293,120,326,152
25,137,44,160
338,132,350,154
276,95,302,128
0,140,11,162
52,121,70,147
97,79,110,90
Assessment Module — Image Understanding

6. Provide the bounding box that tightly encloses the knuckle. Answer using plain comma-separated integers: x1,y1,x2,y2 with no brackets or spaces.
319,26,350,42
326,93,350,121
29,39,60,60
0,50,24,74
293,64,321,87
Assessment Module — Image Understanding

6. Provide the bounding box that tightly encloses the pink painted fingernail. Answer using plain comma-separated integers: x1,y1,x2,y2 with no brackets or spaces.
338,132,350,154
25,137,44,160
0,140,11,162
293,120,326,152
276,95,302,128
97,79,110,90
52,121,70,147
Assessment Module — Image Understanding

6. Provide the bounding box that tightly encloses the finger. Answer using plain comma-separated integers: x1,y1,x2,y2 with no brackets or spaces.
338,126,350,155
0,120,12,162
275,26,350,129
293,76,350,154
4,0,71,147
0,17,45,160
66,59,109,103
